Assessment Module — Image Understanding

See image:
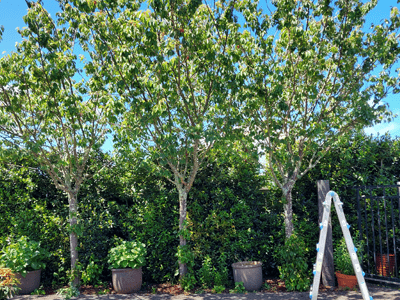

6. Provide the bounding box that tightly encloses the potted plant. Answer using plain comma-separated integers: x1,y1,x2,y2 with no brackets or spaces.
334,238,358,289
232,260,262,291
108,241,146,294
0,236,50,294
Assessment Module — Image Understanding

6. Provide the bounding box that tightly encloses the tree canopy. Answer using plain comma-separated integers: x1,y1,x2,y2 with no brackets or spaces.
237,0,400,237
1,0,400,285
59,0,246,276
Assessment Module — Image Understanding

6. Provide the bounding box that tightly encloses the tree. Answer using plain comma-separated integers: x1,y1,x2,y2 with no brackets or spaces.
61,0,244,276
0,2,111,286
237,0,400,238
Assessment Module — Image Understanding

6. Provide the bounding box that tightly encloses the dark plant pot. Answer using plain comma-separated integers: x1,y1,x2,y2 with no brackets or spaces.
15,269,41,295
376,254,395,277
336,271,357,289
232,261,262,291
112,267,142,294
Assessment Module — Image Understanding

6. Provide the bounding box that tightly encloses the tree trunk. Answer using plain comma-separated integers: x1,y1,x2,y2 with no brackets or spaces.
178,188,188,277
283,187,294,239
68,192,80,287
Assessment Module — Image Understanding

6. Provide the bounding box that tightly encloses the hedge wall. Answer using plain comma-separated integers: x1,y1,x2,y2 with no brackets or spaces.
0,132,399,287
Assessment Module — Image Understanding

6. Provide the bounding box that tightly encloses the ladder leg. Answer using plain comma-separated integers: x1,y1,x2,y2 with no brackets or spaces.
332,192,373,300
310,193,333,300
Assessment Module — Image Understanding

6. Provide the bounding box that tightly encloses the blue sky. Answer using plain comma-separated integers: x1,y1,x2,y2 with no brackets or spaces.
1,0,399,141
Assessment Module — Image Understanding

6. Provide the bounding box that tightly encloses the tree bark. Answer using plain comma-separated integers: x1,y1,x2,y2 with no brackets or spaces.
178,188,188,277
283,187,294,239
68,191,80,287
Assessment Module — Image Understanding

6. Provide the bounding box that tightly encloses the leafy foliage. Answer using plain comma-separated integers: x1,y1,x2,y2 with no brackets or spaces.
56,285,80,300
31,287,46,295
108,241,146,270
0,268,20,300
334,238,361,276
60,0,246,277
180,272,197,292
111,161,179,283
176,243,197,291
275,234,310,291
198,254,228,289
189,148,280,277
238,0,400,237
0,0,398,292
293,132,400,251
213,285,225,294
0,236,50,277
80,256,103,286
229,281,246,294
198,255,213,288
0,126,399,289
0,0,112,286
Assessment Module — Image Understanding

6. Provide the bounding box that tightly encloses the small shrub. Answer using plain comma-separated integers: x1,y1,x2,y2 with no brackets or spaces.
176,245,197,291
0,268,20,300
31,287,46,295
213,285,225,293
215,253,228,286
52,266,68,288
275,234,310,291
195,288,205,294
180,273,197,291
229,281,246,294
262,281,271,290
81,256,103,286
56,286,80,300
198,255,213,287
198,254,228,288
151,286,157,294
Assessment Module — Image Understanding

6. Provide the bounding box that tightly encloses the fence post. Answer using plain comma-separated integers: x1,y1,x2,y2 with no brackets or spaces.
398,182,400,197
317,180,335,287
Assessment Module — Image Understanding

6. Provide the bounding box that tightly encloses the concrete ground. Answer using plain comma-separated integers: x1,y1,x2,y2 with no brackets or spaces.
12,285,400,300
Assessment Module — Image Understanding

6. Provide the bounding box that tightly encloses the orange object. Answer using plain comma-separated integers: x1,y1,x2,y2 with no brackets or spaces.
336,272,358,289
0,268,20,287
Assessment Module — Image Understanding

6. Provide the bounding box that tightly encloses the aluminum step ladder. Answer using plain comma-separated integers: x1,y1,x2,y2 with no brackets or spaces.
309,191,372,300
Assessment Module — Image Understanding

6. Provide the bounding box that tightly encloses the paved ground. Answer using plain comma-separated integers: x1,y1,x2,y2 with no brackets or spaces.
12,285,400,300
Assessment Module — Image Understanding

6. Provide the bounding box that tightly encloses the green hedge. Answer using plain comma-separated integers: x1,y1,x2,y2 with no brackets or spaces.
288,132,400,262
0,157,70,287
188,150,281,278
0,132,399,287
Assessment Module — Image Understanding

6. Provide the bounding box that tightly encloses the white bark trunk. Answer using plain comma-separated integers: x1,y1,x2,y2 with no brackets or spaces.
178,188,188,277
283,186,294,239
68,191,80,287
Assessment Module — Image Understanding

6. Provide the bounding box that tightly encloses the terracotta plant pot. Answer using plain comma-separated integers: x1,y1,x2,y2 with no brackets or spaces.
112,267,142,293
232,261,262,291
376,254,395,277
336,271,357,289
15,270,41,295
